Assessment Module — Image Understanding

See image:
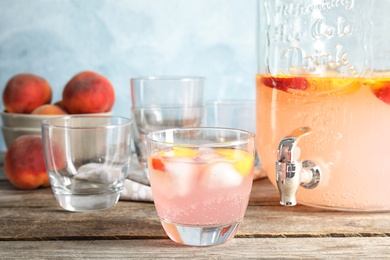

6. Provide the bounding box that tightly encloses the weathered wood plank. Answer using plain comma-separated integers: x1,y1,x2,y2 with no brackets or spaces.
1,178,390,241
1,237,390,259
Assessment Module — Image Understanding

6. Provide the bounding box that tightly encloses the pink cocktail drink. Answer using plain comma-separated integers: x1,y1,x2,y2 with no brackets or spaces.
146,128,255,246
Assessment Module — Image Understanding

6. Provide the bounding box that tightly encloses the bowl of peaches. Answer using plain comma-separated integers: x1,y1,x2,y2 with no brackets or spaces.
1,71,115,147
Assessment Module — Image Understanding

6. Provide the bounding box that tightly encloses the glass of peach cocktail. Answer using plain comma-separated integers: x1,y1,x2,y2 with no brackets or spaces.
146,127,255,246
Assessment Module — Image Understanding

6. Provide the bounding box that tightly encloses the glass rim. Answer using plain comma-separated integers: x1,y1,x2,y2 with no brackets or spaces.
130,76,205,82
41,115,133,129
146,127,255,148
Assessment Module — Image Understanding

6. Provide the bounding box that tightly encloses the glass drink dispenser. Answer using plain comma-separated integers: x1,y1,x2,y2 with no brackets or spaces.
256,0,390,211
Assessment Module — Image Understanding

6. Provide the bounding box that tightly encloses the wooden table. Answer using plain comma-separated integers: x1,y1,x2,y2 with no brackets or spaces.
1,169,390,259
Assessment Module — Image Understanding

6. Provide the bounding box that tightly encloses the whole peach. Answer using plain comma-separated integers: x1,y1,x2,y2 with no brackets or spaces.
5,135,51,190
3,73,52,114
53,100,69,112
62,71,115,114
31,104,68,115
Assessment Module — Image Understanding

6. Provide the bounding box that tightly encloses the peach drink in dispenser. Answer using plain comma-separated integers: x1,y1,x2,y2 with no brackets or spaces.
257,0,390,211
257,74,390,210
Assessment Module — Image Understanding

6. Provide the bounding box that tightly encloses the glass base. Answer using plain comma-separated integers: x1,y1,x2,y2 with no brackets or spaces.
54,192,121,212
161,219,241,246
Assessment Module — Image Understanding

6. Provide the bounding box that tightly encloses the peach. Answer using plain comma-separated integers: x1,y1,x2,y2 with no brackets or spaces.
2,73,52,114
5,135,50,190
62,71,115,114
53,100,69,112
31,104,68,115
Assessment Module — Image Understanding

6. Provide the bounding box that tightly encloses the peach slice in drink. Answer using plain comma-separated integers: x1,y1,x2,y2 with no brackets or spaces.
363,71,390,105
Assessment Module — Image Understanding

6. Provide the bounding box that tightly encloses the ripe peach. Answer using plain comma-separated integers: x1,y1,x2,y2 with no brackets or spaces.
62,71,115,114
31,104,68,115
53,100,69,112
5,135,51,190
2,73,52,114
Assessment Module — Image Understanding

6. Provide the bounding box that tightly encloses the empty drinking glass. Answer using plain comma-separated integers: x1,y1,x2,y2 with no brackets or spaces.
41,116,133,212
130,76,205,185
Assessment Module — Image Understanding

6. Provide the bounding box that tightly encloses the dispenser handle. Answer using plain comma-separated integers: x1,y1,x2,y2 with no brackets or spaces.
276,127,321,206
276,127,311,163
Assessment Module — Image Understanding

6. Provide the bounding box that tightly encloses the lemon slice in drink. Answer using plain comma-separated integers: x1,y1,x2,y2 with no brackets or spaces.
158,147,199,158
153,147,199,171
171,147,199,158
307,77,360,97
362,71,390,89
215,149,254,176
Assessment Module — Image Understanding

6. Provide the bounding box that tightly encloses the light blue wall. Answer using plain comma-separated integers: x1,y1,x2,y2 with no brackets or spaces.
0,0,257,151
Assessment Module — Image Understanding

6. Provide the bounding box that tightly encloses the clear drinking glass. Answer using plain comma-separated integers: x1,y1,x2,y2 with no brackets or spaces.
146,127,255,246
41,116,133,212
130,76,205,185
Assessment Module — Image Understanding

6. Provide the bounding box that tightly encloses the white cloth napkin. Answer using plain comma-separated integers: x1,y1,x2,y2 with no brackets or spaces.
121,178,153,201
120,158,153,202
73,155,153,202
